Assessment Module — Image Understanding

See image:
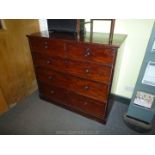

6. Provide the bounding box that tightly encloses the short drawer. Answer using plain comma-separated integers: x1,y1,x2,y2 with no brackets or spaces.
32,53,67,72
65,59,112,83
38,82,69,105
29,37,65,58
66,42,117,64
32,53,112,84
36,68,109,102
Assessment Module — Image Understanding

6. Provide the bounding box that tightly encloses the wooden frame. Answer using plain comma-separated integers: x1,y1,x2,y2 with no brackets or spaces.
90,19,115,44
0,20,3,29
76,19,81,39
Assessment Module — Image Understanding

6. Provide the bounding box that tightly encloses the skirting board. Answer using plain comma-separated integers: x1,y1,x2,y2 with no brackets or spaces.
110,94,131,105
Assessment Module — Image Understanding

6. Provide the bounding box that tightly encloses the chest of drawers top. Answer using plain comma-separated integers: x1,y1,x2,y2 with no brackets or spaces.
27,31,120,48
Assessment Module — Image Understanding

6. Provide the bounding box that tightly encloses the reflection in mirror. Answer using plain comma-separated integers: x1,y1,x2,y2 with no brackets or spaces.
84,19,115,44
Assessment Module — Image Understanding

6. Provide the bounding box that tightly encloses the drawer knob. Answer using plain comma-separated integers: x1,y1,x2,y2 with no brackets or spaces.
64,59,68,63
50,90,54,94
84,51,90,57
45,45,48,49
46,60,51,64
48,76,53,80
84,48,91,57
84,86,89,90
84,102,87,105
85,69,90,73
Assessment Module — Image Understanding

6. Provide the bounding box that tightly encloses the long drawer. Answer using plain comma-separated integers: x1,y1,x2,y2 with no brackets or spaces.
66,42,116,64
32,53,112,84
39,82,106,118
36,68,109,102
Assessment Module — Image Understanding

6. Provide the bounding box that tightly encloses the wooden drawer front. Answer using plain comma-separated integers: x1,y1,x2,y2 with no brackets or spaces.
39,82,106,118
67,42,116,64
29,37,65,57
68,91,106,118
36,68,109,102
32,53,112,84
32,53,66,71
65,59,112,83
39,82,69,105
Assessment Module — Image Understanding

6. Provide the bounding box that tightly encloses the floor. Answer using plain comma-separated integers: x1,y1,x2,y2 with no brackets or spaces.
0,91,155,135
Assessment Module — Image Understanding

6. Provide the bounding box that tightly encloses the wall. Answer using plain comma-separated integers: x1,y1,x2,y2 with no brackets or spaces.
114,20,154,98
86,19,154,98
0,19,40,109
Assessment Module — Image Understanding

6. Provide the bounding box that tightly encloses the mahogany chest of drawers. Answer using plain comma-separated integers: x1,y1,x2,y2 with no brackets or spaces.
27,31,119,123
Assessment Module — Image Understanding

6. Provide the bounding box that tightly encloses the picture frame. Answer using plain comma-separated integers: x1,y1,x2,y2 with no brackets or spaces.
90,19,115,44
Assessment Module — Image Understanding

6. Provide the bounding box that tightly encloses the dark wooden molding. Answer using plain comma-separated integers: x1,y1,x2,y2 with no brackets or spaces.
90,19,115,44
0,20,3,29
109,19,115,44
110,94,131,105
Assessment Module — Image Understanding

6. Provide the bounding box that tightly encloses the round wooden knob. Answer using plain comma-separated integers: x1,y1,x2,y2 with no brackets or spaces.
85,69,89,73
46,60,51,64
50,90,54,94
84,102,87,105
48,76,53,80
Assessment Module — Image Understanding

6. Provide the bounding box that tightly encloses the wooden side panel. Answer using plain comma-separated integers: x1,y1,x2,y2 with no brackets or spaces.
0,19,40,105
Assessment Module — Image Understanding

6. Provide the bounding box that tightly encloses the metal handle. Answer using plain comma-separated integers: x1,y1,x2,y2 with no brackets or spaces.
84,86,89,90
